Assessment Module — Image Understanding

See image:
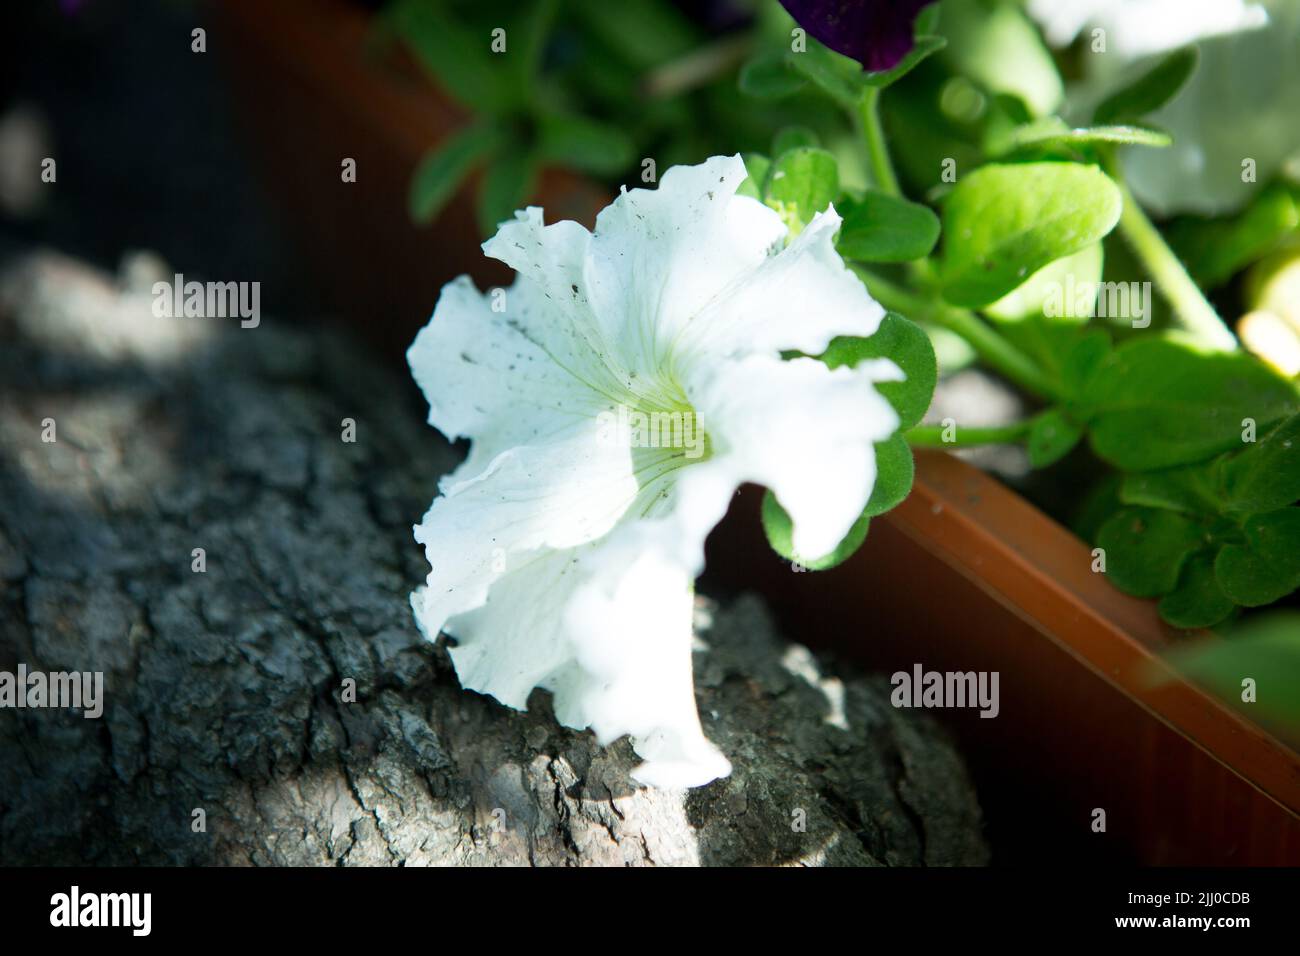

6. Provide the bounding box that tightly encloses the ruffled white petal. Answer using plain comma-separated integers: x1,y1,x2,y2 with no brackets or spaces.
408,154,899,788
580,156,787,374
687,355,901,559
423,472,735,788
677,207,886,366
412,418,639,635
408,271,611,483
563,523,731,787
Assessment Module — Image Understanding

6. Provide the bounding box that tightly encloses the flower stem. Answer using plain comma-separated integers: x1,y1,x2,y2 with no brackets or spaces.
905,419,1036,448
857,87,901,196
1110,170,1237,351
851,266,1064,401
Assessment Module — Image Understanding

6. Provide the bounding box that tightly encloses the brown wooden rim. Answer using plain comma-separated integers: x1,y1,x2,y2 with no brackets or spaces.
895,450,1300,818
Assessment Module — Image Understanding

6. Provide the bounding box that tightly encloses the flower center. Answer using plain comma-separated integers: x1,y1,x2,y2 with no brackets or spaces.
596,370,712,518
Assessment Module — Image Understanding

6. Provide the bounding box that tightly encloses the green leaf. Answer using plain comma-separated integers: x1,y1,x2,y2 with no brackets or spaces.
536,114,635,176
772,125,820,156
736,153,771,200
915,5,941,35
1171,611,1300,730
1216,508,1300,606
738,52,808,99
1097,506,1208,598
1061,330,1112,397
476,148,539,238
1082,339,1299,471
939,162,1122,309
939,0,1063,118
1223,413,1300,514
761,489,871,571
568,0,700,68
1094,47,1200,125
820,312,937,430
785,39,864,109
1076,473,1123,544
513,0,560,88
387,0,519,113
836,191,941,263
764,147,839,234
1120,461,1224,515
863,35,947,88
1167,185,1300,291
1159,551,1235,629
991,119,1172,158
1028,409,1083,468
988,320,1098,397
864,434,914,517
408,124,501,225
984,244,1104,324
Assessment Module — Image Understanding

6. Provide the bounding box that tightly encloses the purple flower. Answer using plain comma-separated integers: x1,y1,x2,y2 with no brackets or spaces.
779,0,937,72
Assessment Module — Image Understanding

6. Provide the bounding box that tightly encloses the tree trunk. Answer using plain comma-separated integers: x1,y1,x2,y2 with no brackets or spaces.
0,250,988,866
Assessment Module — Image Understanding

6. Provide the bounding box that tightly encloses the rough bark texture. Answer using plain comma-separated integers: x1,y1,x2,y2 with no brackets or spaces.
0,251,988,866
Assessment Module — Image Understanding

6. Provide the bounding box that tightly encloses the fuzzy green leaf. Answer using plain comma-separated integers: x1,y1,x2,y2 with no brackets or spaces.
409,124,501,224
991,118,1172,158
739,52,809,99
536,114,635,176
1216,508,1300,606
863,35,947,88
1028,409,1083,468
836,191,941,263
939,162,1122,309
388,0,519,113
737,153,772,200
1082,339,1299,471
1120,461,1224,515
772,126,821,155
1094,46,1200,125
864,434,915,517
984,244,1104,324
820,312,937,430
1223,413,1300,514
761,489,871,571
785,38,863,109
764,147,839,233
476,148,539,238
1097,506,1207,598
1159,551,1235,629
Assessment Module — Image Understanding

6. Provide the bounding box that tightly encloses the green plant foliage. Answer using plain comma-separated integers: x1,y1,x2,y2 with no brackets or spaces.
1093,47,1200,125
760,489,872,570
1097,507,1209,598
1080,339,1299,471
1216,509,1300,607
1167,185,1300,290
988,118,1172,160
820,312,938,430
1161,611,1300,732
939,163,1122,308
477,147,539,236
536,114,636,175
1027,409,1084,468
836,191,940,262
408,124,503,224
1158,552,1235,629
763,146,839,232
390,0,1300,642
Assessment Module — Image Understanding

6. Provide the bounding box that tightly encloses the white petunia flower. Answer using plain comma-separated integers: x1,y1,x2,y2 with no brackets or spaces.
407,155,900,788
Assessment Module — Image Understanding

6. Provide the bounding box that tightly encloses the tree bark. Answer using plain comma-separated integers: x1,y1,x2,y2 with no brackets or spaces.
0,251,988,866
